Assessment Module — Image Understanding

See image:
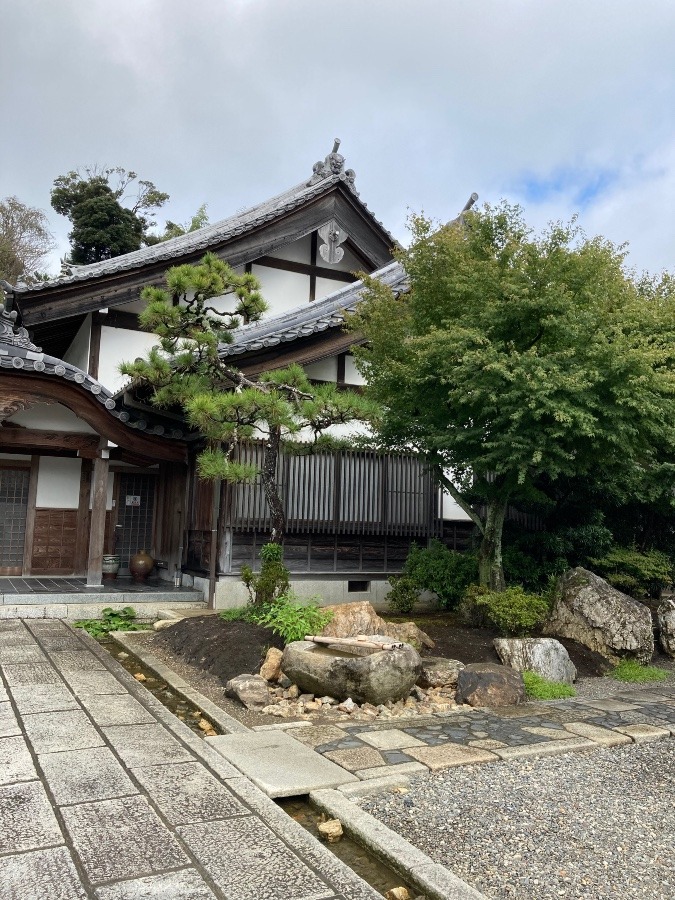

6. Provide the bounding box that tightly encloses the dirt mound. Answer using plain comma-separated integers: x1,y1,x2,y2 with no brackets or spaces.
153,614,284,685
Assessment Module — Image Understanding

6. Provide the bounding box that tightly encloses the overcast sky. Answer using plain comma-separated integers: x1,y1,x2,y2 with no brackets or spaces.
2,0,674,276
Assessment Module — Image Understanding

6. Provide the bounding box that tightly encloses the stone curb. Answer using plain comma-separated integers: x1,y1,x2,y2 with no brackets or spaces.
109,630,250,734
310,788,488,900
338,774,411,798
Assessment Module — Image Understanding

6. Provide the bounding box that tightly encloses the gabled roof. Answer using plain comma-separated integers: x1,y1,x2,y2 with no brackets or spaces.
10,140,395,297
220,260,407,358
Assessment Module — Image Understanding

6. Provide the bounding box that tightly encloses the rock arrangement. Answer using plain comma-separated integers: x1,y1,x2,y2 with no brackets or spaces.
493,636,577,684
657,598,675,657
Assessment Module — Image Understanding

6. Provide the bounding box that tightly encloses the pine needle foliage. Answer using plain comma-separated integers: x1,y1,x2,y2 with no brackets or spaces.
122,254,378,541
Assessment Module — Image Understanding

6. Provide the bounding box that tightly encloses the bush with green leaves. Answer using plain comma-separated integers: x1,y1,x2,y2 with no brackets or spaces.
392,540,477,610
218,606,254,623
241,542,290,607
385,575,419,615
590,546,673,600
251,593,333,644
74,606,148,638
522,671,576,699
474,586,550,637
611,659,668,683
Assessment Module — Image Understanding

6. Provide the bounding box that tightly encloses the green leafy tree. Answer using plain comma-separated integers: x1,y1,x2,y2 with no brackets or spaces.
350,204,675,590
0,196,54,284
51,166,169,264
147,203,209,243
122,253,377,543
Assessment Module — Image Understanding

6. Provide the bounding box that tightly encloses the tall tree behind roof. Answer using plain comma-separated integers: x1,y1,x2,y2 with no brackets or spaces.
0,196,55,285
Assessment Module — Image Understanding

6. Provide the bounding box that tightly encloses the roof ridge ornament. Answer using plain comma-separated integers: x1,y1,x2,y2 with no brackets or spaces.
308,138,356,188
0,302,42,352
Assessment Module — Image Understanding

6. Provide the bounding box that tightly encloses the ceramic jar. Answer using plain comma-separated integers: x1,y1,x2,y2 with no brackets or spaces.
129,549,154,582
102,554,121,580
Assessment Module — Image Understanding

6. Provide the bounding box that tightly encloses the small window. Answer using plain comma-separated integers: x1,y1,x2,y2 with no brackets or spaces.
348,580,370,593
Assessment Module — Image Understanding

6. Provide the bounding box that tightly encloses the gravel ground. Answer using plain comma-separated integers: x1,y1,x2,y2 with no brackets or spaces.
360,740,675,899
572,655,675,700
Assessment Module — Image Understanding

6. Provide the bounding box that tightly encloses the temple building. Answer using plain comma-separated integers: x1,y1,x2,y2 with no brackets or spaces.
0,142,470,608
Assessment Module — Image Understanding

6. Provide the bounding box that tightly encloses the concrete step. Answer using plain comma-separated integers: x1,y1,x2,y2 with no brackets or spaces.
0,595,206,620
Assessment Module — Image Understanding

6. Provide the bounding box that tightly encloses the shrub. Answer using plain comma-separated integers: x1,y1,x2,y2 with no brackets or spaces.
74,606,148,638
590,546,673,600
385,575,419,615
522,670,576,699
474,586,550,637
241,542,290,607
456,584,491,627
251,593,334,644
395,540,477,610
611,659,668,683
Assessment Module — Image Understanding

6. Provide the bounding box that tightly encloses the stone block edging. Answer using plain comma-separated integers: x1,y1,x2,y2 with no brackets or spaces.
310,788,488,900
109,630,249,735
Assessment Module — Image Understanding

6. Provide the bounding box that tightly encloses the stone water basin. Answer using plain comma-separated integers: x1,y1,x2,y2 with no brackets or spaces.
281,636,421,706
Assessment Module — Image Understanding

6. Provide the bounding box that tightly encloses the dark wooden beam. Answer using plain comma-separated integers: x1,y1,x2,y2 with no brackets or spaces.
21,455,39,576
336,352,346,385
309,232,318,302
86,452,109,586
88,316,102,379
0,428,101,457
73,458,92,575
239,330,365,376
93,310,142,332
254,254,355,284
0,373,187,462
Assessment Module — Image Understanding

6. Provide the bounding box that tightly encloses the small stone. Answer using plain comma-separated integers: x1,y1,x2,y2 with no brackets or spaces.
278,674,292,688
286,684,300,699
304,701,323,712
133,673,146,682
410,685,427,702
299,693,315,703
225,674,271,710
191,711,202,718
319,696,336,705
385,889,411,900
117,652,129,660
337,698,356,713
197,718,212,732
153,619,178,631
317,818,343,843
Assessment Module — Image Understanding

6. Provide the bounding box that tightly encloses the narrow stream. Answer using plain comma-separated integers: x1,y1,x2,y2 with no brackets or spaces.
98,637,420,899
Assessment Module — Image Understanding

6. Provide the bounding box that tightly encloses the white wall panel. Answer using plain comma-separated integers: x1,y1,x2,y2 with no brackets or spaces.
343,354,365,385
251,265,309,314
98,326,160,394
9,403,97,434
36,457,82,509
304,358,338,381
63,314,91,372
268,235,311,264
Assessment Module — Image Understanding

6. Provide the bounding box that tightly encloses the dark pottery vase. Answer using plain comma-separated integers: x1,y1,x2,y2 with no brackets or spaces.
129,549,154,582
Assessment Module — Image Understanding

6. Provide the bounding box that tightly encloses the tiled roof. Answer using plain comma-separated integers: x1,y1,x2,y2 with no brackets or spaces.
220,260,407,357
12,144,395,294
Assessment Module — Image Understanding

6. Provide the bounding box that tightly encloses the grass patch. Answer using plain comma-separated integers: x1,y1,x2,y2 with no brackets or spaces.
522,670,576,700
610,659,669,683
219,606,253,623
74,606,149,639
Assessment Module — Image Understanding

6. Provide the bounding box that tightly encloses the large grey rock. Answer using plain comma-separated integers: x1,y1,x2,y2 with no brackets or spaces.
455,663,526,707
657,598,675,657
281,638,422,706
545,568,654,664
493,637,577,685
224,674,270,709
417,657,465,688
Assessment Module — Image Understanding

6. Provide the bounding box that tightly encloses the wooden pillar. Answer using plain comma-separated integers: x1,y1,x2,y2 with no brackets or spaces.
86,451,110,587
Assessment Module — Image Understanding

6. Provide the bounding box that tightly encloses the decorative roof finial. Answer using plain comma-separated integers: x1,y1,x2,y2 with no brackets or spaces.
0,302,41,351
308,139,356,188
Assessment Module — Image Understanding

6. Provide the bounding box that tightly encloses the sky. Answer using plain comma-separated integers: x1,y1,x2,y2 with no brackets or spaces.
2,0,674,276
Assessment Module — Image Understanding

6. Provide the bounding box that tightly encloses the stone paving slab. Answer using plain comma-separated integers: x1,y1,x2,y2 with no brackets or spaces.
0,643,49,664
0,700,21,737
10,683,81,714
0,846,87,900
0,735,37,784
207,731,358,797
102,723,195,767
22,709,105,754
78,691,157,726
493,736,597,761
39,746,138,805
563,721,633,747
131,761,248,825
0,780,64,854
178,816,335,900
2,661,62,685
61,669,129,696
48,649,108,671
405,743,498,770
95,869,218,900
357,728,426,750
61,795,189,885
614,723,672,742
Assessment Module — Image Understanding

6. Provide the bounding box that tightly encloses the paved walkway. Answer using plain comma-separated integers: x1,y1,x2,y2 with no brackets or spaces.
288,688,675,777
0,619,382,900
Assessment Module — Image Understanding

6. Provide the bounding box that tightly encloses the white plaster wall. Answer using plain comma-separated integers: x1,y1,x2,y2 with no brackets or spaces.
63,314,91,372
98,326,160,394
343,354,366,386
268,235,311,264
251,265,309,314
36,457,82,509
9,403,97,434
443,493,471,521
215,576,393,611
330,244,362,274
315,276,350,302
304,357,338,381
